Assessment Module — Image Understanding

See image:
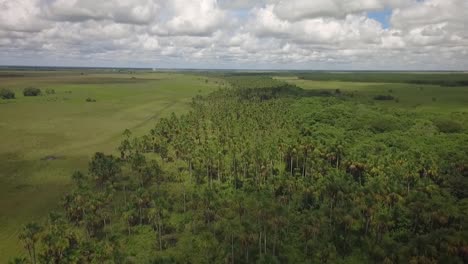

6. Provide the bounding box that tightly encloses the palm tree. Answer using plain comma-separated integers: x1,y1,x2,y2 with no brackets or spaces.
39,214,80,264
19,223,42,264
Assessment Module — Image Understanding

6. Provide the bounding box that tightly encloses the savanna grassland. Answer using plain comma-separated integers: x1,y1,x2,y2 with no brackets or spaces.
276,72,468,113
2,71,468,263
0,70,222,262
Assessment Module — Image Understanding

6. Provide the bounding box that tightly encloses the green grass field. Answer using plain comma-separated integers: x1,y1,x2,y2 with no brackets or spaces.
277,76,468,113
0,71,220,262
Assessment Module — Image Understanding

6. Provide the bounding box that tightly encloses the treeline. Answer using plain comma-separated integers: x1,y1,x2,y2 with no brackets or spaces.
298,72,468,87
224,76,338,100
13,78,467,263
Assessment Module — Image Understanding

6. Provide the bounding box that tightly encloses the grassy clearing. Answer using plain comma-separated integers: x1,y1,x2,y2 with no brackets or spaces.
0,71,220,262
295,72,468,86
280,78,468,113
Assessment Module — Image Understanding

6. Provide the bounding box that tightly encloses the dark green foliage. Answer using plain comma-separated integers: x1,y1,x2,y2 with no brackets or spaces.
373,94,395,101
226,76,334,100
23,87,41,96
369,116,399,133
434,119,464,133
89,152,121,187
14,76,468,263
0,88,15,99
18,222,42,264
86,97,96,102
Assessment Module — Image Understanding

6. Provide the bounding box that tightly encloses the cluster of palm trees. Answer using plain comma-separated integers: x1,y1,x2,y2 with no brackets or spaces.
14,77,467,263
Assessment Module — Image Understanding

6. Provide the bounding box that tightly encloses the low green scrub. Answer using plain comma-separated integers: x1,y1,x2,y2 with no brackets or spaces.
0,88,15,99
23,87,42,96
45,88,55,95
373,94,395,101
434,119,464,133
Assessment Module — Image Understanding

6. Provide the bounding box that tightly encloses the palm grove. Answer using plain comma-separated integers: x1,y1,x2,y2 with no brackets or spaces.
14,76,467,263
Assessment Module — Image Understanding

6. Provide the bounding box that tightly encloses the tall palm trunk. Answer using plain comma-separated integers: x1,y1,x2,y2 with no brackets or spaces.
32,243,39,264
231,233,235,264
158,211,163,250
290,157,293,176
26,245,33,264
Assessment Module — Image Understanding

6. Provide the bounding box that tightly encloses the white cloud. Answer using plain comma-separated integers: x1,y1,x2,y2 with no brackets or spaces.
271,0,413,21
252,6,383,45
43,0,161,24
164,0,226,36
0,0,466,70
0,0,46,32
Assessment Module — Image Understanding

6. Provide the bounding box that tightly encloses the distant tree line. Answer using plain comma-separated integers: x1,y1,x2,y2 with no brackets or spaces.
298,72,468,87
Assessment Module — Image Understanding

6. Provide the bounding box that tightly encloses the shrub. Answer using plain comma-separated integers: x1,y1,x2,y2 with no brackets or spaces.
23,87,42,96
370,117,398,133
0,88,15,99
86,97,97,102
373,95,395,101
434,119,463,133
45,88,55,95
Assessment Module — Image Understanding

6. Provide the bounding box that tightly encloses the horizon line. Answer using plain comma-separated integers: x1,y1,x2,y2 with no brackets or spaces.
0,65,467,73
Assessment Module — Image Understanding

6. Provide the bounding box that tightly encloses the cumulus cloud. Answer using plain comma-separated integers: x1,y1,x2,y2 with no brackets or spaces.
42,0,160,24
0,0,466,69
270,0,413,21
251,5,383,45
0,0,47,32
162,0,226,36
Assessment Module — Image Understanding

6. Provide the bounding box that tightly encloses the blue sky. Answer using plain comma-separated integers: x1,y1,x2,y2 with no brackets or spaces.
367,9,392,29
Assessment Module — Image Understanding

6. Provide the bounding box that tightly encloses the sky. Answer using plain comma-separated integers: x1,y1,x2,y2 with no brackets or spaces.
0,0,467,70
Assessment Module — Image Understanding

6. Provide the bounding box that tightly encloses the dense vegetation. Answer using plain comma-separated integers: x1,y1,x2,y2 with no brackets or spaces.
297,72,468,87
0,88,15,99
23,87,42,97
13,77,467,263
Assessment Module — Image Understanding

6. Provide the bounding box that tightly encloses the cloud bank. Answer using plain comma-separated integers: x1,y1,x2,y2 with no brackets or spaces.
0,0,467,70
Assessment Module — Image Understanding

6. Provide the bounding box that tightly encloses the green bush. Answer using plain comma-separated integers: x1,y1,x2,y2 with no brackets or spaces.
23,87,42,96
434,119,463,133
373,95,395,101
45,88,55,95
369,116,399,133
0,88,15,99
86,97,97,102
